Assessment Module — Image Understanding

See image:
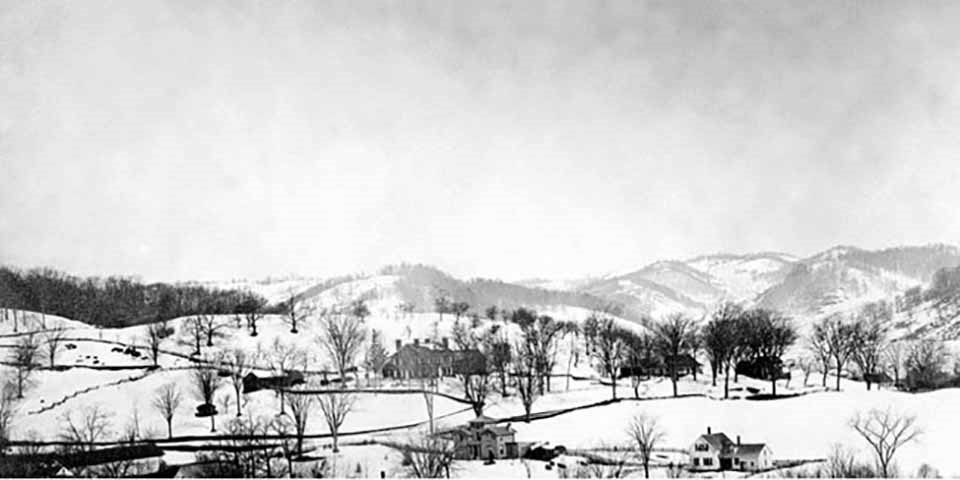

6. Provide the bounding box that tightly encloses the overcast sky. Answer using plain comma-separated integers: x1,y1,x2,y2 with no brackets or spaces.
2,1,960,282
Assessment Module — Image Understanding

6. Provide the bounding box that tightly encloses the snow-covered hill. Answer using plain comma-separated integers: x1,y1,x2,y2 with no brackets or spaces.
526,245,960,326
757,245,960,318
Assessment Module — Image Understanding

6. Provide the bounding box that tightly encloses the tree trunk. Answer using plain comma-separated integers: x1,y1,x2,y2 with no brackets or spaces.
771,377,777,396
723,366,730,399
643,462,650,479
210,415,216,433
610,369,617,400
711,363,717,387
236,388,242,416
835,359,842,391
167,420,173,439
821,368,828,387
332,429,340,453
671,366,678,397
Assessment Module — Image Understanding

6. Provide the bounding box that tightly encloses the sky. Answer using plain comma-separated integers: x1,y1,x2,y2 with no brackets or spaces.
2,1,960,283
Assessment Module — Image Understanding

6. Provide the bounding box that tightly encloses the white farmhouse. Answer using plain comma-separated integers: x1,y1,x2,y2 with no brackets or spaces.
688,427,773,472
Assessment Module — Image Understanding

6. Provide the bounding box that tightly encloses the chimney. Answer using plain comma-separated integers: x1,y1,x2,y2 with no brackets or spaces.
737,435,741,445
414,338,420,347
442,337,450,349
707,426,711,435
395,339,402,353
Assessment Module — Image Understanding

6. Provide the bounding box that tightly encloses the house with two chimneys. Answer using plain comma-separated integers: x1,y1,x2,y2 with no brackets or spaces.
381,338,486,380
440,415,520,461
689,427,773,472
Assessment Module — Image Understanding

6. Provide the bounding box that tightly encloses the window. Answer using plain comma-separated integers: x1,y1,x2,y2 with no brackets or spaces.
703,458,713,466
733,458,739,465
693,459,700,466
695,443,710,452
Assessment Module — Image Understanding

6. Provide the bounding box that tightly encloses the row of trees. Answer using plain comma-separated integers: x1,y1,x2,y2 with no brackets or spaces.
803,300,958,392
0,267,271,328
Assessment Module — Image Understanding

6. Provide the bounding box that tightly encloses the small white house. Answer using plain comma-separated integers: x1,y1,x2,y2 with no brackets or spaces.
688,427,773,472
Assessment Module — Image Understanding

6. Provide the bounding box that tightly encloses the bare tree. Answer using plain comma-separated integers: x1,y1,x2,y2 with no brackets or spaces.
849,407,922,478
821,444,876,478
363,329,389,387
350,299,370,323
884,341,906,387
814,314,858,391
152,382,182,439
512,309,564,393
403,429,456,478
592,317,626,399
270,415,297,477
904,339,947,391
703,302,742,397
238,293,266,337
183,316,205,356
513,350,539,422
9,333,39,399
627,414,665,479
0,383,17,450
807,330,832,388
450,301,470,321
192,362,223,432
58,405,113,453
317,391,355,453
270,338,306,414
744,309,796,396
226,349,251,417
285,392,313,456
318,311,366,385
565,444,633,478
200,314,228,347
434,295,450,323
653,313,698,397
42,324,67,368
486,333,512,396
284,289,315,334
144,322,165,366
851,314,888,390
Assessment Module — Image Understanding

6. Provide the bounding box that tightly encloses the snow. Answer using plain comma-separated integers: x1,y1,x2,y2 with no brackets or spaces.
2,304,956,478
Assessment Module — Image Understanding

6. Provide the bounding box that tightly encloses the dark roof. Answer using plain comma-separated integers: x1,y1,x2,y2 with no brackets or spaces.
734,444,769,456
58,443,164,468
699,433,734,453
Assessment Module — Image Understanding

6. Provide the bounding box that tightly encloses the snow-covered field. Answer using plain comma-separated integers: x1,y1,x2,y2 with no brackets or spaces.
1,306,955,478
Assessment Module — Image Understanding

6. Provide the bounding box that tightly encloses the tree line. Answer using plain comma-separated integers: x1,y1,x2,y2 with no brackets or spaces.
0,267,271,328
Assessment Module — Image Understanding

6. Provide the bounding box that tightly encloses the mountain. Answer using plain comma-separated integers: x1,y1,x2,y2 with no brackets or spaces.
211,244,960,332
531,245,960,324
756,245,960,317
572,252,797,319
684,252,798,302
296,263,619,320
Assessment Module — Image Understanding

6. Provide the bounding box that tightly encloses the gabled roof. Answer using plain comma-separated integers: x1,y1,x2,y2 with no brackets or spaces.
697,433,734,453
734,443,769,456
